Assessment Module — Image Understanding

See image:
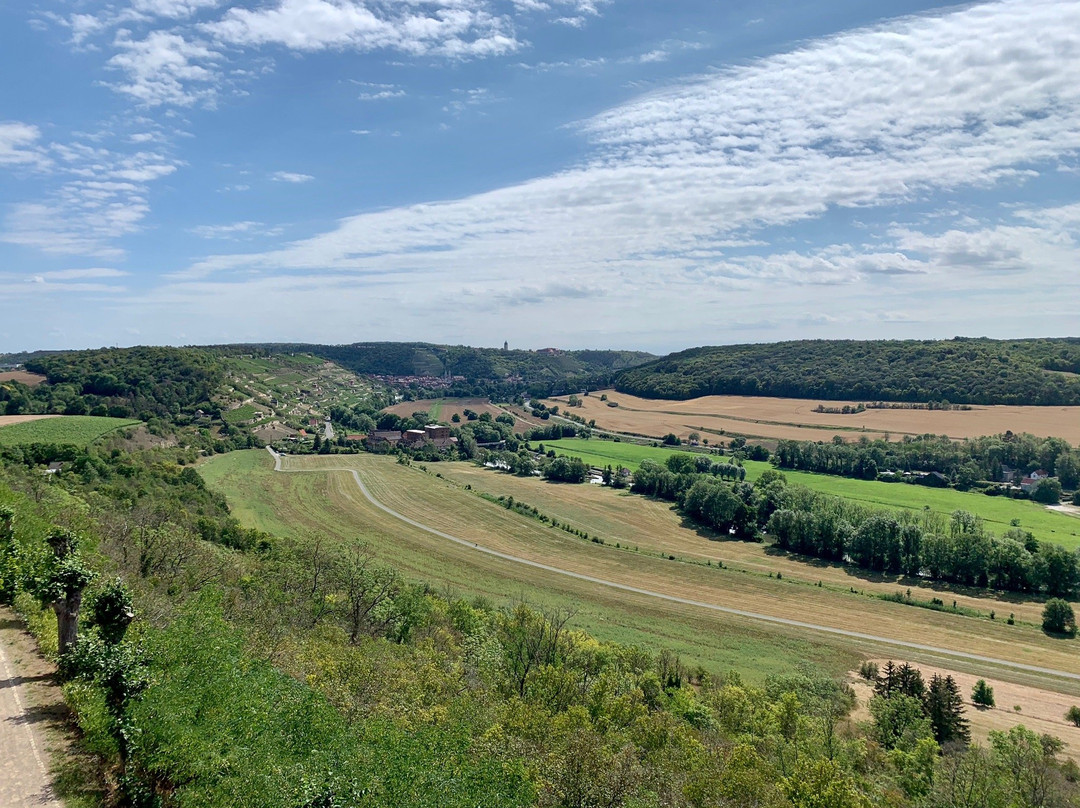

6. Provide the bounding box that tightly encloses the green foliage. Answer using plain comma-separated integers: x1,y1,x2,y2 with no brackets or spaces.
86,579,135,645
1041,598,1076,634
972,679,995,708
616,337,1080,404
542,455,589,483
1032,478,1063,504
1065,706,1080,727
20,346,225,419
870,693,933,751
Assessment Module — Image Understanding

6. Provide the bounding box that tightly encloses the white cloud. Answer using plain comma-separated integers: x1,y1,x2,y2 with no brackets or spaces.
178,0,1080,293
0,122,50,169
190,221,285,239
1,140,181,257
270,171,314,183
106,29,220,107
130,0,222,19
42,268,129,280
205,0,520,58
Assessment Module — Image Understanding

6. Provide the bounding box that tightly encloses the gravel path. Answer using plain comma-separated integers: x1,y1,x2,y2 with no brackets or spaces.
268,448,1080,683
0,610,63,807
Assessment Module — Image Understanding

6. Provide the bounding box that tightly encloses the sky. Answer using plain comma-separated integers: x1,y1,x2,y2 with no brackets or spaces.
1,0,1078,354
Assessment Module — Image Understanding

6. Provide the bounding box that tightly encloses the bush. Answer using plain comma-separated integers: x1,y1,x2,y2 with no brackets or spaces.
1042,598,1076,635
1067,706,1080,727
971,679,995,708
858,661,879,681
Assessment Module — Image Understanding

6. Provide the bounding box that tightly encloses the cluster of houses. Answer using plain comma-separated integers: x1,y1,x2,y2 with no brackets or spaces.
371,374,465,390
1001,466,1053,494
368,424,458,450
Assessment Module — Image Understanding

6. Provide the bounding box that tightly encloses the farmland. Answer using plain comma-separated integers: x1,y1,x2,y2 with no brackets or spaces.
551,389,1080,444
0,370,46,386
0,414,141,447
201,449,1080,693
382,397,537,432
541,437,1080,549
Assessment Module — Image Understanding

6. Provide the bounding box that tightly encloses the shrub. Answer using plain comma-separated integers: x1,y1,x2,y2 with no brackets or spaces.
1067,706,1080,727
858,661,879,681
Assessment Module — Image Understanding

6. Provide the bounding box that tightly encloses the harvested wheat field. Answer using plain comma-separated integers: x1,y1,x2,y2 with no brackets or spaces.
553,390,1080,443
849,660,1080,761
0,414,60,426
0,370,47,387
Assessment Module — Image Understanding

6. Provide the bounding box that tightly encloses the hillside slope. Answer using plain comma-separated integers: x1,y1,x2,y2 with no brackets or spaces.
615,337,1080,405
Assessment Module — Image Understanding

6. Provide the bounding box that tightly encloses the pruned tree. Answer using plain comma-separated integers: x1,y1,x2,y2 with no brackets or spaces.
35,528,95,655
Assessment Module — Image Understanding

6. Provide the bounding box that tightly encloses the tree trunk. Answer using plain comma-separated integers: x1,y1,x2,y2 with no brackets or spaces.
52,591,83,656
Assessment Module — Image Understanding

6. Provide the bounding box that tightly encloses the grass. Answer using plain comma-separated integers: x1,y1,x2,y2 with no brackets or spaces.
200,450,1080,693
0,416,141,447
539,437,701,471
542,438,1080,549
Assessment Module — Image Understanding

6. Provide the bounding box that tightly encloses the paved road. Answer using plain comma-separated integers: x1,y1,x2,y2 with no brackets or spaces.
0,615,62,807
268,448,1080,683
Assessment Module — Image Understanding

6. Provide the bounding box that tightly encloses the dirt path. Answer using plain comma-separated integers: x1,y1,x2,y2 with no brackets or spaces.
267,448,1080,684
0,609,65,807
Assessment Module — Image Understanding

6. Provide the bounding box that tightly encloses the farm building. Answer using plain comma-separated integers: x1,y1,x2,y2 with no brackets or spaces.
369,430,403,447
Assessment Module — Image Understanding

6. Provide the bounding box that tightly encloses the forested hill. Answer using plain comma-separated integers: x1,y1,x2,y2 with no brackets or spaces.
7,346,224,419
614,338,1080,405
216,342,655,397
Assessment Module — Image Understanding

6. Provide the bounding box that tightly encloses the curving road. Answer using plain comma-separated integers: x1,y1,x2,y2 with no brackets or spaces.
267,448,1080,683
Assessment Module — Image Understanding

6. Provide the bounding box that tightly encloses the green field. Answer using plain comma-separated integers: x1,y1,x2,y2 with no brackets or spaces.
198,450,856,681
543,438,1080,548
537,437,700,471
199,450,1080,694
0,416,141,447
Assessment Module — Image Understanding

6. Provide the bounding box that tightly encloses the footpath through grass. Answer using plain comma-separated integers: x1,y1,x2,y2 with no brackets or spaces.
0,415,141,447
542,437,1080,549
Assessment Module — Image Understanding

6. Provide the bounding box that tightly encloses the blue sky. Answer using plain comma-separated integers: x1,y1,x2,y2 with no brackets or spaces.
1,0,1078,353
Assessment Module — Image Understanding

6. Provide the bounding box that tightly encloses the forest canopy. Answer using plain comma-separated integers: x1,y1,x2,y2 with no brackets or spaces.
614,337,1080,404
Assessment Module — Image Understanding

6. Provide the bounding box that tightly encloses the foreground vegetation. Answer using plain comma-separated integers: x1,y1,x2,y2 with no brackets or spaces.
615,337,1080,404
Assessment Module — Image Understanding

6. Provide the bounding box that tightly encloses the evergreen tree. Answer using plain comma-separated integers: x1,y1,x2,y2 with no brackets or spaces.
924,674,970,747
972,679,995,708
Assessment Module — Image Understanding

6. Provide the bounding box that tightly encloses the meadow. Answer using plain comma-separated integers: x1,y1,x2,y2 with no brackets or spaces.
552,389,1080,444
0,415,141,447
200,450,1080,693
541,438,1080,549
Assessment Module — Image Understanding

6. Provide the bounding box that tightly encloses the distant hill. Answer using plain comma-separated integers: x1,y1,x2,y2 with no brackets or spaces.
214,343,656,397
614,338,1080,405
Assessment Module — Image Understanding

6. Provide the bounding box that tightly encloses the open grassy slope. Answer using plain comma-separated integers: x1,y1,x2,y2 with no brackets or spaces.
201,450,1080,693
0,415,141,447
542,438,1080,549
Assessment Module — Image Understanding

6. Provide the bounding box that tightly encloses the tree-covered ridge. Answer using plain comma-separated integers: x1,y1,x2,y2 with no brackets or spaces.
615,337,1080,404
9,346,225,419
214,342,656,397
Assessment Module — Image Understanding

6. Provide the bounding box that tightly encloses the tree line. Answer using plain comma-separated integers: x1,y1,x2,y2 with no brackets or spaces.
627,455,1080,596
773,433,1080,492
615,337,1080,405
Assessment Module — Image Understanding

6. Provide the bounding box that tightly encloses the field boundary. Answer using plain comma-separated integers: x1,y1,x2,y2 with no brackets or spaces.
267,448,1080,683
